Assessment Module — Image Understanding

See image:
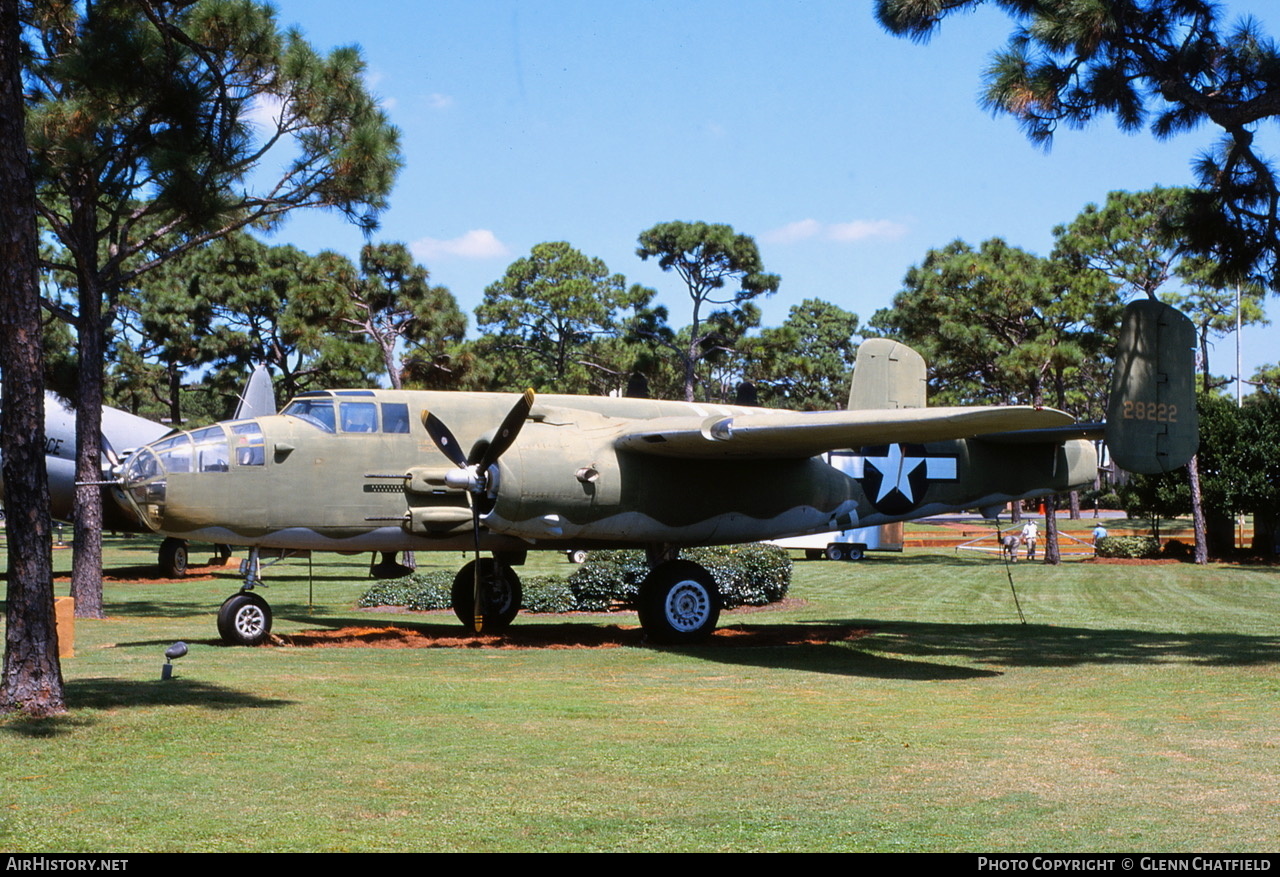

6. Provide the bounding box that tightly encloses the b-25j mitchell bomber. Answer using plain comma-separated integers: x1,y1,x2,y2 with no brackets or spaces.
114,300,1197,646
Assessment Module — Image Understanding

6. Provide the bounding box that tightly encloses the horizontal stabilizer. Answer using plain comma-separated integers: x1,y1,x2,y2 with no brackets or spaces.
615,406,1075,460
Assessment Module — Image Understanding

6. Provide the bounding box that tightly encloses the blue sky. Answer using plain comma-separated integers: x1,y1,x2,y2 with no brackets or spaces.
262,0,1274,386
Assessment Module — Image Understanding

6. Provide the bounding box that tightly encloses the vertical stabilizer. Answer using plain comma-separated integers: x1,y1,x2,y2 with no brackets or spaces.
1106,300,1198,474
847,338,927,411
234,365,277,421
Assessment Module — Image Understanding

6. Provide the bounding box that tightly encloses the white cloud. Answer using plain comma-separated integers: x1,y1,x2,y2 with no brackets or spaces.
826,219,909,242
425,92,455,110
412,229,509,261
763,218,909,245
762,219,823,244
244,93,287,131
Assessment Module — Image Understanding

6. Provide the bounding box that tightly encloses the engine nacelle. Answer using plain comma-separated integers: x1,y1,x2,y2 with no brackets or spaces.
484,421,623,539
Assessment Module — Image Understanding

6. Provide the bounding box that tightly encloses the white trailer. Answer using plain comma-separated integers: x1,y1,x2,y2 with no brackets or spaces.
770,521,904,561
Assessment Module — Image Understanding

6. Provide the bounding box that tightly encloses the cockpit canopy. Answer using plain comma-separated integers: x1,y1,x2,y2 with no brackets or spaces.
281,390,410,435
121,420,265,529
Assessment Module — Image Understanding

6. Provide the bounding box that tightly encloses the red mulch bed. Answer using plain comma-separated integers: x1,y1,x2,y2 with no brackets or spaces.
54,563,225,584
270,619,871,650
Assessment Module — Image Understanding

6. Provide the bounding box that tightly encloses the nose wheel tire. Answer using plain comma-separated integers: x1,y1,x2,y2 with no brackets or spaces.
159,538,189,577
637,560,721,645
217,592,273,646
452,559,522,633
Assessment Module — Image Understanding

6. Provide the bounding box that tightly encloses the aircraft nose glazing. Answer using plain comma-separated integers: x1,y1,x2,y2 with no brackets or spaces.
120,446,167,530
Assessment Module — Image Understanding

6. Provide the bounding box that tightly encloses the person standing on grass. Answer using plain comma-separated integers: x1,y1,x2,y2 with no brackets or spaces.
1022,519,1039,561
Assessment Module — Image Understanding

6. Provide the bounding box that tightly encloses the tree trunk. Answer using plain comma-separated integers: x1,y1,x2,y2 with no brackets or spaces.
1068,490,1081,520
682,338,698,403
1,0,66,716
1044,498,1060,565
1188,453,1208,564
167,359,182,426
1010,501,1022,523
380,337,401,390
70,177,106,619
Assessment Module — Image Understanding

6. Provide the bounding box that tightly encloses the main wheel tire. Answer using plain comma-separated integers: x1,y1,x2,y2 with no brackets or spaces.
452,559,523,633
217,592,272,646
637,560,721,645
159,538,189,577
825,544,845,561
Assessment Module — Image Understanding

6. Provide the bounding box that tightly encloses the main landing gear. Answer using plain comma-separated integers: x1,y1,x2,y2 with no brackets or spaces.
435,548,722,644
158,539,234,577
158,538,189,577
636,559,721,644
437,548,722,643
452,558,522,633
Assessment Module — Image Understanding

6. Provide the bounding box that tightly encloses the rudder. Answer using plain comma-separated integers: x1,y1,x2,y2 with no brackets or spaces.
1106,300,1198,474
848,338,927,411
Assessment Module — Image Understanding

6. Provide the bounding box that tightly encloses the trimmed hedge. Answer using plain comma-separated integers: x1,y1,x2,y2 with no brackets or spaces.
1095,535,1162,559
357,543,793,614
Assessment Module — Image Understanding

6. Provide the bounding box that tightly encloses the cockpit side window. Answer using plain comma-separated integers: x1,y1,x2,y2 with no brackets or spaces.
381,402,410,434
149,434,192,475
339,401,378,433
229,421,266,466
191,425,229,473
282,399,336,432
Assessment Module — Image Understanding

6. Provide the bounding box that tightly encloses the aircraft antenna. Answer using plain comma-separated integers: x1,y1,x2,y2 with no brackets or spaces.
997,522,1027,625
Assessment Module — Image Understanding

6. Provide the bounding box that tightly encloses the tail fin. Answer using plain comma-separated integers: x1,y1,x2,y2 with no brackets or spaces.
234,365,277,420
847,338,927,410
1106,300,1198,474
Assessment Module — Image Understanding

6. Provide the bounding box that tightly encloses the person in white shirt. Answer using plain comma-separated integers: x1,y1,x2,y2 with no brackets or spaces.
1021,520,1039,561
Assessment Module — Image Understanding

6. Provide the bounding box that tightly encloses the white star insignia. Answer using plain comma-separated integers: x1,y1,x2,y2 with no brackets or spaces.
863,444,926,503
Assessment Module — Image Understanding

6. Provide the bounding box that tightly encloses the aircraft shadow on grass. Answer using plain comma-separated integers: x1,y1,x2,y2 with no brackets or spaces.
803,618,1280,669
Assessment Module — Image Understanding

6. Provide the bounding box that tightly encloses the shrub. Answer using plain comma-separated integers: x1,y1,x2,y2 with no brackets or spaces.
1095,535,1161,559
521,575,577,613
685,543,792,606
359,543,794,614
568,543,792,611
358,570,453,610
567,550,650,611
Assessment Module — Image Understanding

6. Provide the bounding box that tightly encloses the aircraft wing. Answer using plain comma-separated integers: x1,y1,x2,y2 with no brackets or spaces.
614,406,1077,459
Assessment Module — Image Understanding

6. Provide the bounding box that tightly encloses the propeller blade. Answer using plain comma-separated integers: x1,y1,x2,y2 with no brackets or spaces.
423,390,534,636
422,410,469,468
471,504,484,634
477,388,535,472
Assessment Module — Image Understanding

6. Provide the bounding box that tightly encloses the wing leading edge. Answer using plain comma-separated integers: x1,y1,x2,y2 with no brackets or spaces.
614,406,1077,460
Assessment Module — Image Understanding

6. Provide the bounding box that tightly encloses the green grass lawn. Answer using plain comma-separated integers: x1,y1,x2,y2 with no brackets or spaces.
3,535,1278,852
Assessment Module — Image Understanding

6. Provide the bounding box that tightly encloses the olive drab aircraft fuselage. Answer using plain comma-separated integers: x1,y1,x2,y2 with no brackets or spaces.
116,300,1199,646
